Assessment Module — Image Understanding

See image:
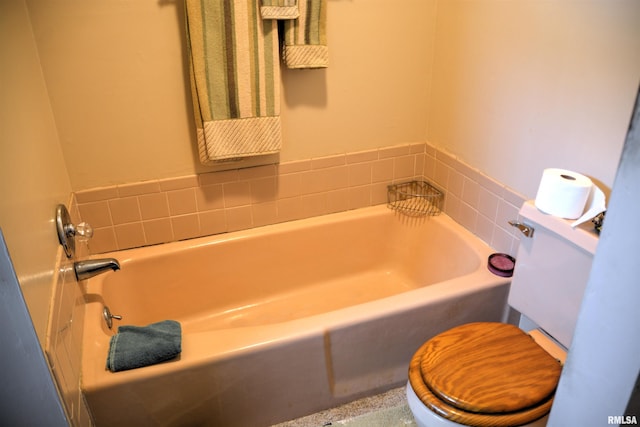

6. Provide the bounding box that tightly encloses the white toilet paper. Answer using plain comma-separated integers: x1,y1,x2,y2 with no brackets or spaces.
534,168,606,227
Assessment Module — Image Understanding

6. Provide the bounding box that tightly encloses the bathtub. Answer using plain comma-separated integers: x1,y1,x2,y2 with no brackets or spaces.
81,204,510,426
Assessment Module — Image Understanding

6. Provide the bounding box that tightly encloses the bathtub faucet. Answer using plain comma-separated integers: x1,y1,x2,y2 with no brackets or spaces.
74,258,120,281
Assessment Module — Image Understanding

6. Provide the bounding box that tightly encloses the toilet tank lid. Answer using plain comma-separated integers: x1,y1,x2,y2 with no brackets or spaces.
519,201,599,255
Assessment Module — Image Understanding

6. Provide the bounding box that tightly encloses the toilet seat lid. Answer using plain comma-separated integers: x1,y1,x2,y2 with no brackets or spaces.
420,322,562,414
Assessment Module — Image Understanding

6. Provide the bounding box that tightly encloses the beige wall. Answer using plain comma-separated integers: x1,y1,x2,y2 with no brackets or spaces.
0,0,72,341
28,0,640,197
28,0,438,191
27,0,640,197
429,0,640,197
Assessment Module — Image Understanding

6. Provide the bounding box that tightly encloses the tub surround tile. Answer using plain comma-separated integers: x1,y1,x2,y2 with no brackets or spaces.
371,158,394,183
327,189,350,214
433,159,450,190
477,187,500,221
371,182,389,206
143,218,173,246
76,143,525,255
167,188,197,215
476,214,496,245
347,150,378,164
199,209,226,236
423,154,436,181
302,166,349,194
458,201,479,234
301,192,328,219
348,162,372,187
379,145,412,159
90,227,117,254
78,201,112,228
238,163,276,180
277,197,303,223
348,186,371,210
114,222,146,249
393,155,416,181
250,177,278,203
410,142,426,154
196,184,225,211
277,159,312,174
276,173,302,199
223,180,252,208
109,196,141,224
426,144,526,256
225,206,252,232
252,201,279,227
462,177,481,208
414,154,426,177
447,169,464,198
75,186,119,203
139,192,170,220
312,154,346,170
117,180,161,197
45,195,93,426
160,175,199,191
199,169,239,186
171,214,201,240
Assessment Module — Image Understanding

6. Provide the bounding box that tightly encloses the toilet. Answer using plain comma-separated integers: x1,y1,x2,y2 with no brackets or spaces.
406,200,599,427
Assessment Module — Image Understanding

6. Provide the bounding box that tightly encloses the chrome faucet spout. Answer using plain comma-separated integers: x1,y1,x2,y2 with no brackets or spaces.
74,258,120,281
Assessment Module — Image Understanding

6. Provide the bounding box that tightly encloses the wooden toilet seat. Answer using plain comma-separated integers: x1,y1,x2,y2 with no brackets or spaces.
408,322,562,427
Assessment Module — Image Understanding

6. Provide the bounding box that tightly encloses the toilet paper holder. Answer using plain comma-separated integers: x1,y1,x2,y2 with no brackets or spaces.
508,220,534,238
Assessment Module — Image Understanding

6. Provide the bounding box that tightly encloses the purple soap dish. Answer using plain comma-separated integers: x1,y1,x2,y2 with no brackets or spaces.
487,253,516,277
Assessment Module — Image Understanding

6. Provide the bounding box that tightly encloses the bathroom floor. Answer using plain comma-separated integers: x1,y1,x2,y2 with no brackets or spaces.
271,386,417,427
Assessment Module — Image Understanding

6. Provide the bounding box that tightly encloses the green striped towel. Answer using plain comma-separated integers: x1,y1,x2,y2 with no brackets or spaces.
283,0,328,69
185,0,282,164
260,0,298,19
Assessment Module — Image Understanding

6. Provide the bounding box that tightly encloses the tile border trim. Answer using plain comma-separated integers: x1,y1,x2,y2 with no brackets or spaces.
77,142,525,255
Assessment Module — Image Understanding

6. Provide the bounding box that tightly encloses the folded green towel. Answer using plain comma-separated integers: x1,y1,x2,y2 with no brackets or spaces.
106,320,182,372
260,0,298,19
283,0,328,68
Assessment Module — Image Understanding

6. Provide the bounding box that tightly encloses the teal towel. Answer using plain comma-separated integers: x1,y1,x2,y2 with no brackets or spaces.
106,320,182,372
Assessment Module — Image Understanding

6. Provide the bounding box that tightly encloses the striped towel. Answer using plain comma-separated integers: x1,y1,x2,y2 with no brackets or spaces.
185,0,282,163
283,0,328,69
260,0,299,19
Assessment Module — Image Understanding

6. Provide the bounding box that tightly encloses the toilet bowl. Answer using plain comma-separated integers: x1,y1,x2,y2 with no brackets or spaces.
406,322,563,427
403,200,597,426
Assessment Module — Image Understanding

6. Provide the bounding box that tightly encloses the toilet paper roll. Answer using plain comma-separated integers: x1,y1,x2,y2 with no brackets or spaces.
534,168,606,227
571,183,606,228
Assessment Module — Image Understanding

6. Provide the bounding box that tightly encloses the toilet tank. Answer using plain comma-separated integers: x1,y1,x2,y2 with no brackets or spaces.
507,201,599,348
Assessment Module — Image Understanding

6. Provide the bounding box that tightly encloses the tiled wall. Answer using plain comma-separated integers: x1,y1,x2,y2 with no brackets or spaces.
424,144,526,256
46,197,93,426
76,142,525,256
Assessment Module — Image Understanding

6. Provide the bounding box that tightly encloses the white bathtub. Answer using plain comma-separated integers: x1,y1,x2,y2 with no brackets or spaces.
81,204,510,426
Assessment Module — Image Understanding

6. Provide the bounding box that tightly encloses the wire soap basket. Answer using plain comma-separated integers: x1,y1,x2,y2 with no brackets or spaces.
387,180,443,216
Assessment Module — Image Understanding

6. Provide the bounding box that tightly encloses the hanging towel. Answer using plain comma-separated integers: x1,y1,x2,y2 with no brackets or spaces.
260,0,299,19
106,320,182,372
283,0,328,69
185,0,282,164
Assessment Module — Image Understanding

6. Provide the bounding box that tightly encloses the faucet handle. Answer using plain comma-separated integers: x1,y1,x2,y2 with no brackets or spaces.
74,222,94,241
508,220,534,238
103,306,123,330
56,204,94,258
